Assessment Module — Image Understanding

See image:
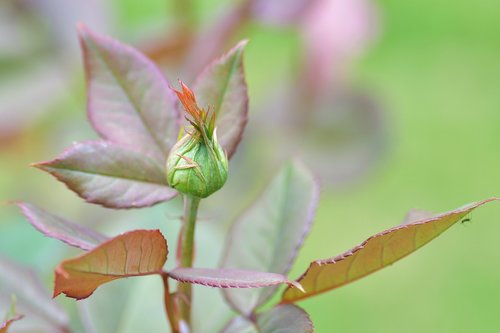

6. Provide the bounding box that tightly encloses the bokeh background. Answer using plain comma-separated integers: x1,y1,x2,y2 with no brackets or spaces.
1,0,499,332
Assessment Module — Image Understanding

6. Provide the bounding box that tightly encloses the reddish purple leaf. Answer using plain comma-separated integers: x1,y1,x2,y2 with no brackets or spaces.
54,230,167,300
299,92,386,187
221,160,319,314
169,268,303,290
222,304,313,333
251,0,311,26
0,256,69,330
183,3,250,79
282,198,500,303
33,140,176,209
78,24,180,163
16,202,107,251
0,315,23,333
194,40,249,158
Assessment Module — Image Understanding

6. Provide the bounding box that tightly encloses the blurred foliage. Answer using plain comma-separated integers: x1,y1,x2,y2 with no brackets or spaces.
0,0,499,332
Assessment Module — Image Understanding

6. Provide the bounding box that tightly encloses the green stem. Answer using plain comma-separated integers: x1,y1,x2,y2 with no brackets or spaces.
178,195,201,328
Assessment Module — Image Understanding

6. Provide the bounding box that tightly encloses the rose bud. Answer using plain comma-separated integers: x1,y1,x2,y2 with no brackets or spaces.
166,81,228,198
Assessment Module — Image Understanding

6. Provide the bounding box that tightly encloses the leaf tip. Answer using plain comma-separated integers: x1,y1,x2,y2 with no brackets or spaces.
52,289,61,299
30,161,48,170
229,39,249,59
235,39,249,49
9,200,28,215
76,22,88,34
76,22,94,44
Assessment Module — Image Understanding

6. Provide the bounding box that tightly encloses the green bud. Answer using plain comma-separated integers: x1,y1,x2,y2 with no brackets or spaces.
166,81,229,198
167,131,228,198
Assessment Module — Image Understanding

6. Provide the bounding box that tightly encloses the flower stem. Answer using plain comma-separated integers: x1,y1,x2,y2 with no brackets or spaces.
178,195,201,329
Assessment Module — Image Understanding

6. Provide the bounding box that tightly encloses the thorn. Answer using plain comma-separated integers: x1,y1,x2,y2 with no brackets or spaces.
174,164,197,170
175,154,206,183
177,154,197,165
290,281,305,294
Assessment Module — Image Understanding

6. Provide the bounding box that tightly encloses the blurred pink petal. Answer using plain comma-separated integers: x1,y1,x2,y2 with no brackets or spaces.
301,0,379,94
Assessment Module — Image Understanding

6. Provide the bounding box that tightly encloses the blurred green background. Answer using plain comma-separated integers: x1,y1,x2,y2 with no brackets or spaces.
0,0,499,332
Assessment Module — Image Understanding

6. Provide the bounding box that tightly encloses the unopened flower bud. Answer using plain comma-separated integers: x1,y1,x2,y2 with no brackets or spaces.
166,81,228,198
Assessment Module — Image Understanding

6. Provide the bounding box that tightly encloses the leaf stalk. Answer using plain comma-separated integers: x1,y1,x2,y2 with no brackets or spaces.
162,273,180,333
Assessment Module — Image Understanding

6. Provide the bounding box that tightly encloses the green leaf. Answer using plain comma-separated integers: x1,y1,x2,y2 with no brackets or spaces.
282,198,499,303
222,304,314,333
78,24,180,163
54,229,167,300
16,202,108,250
221,160,319,315
221,317,257,333
78,277,168,333
33,141,176,209
194,40,249,158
